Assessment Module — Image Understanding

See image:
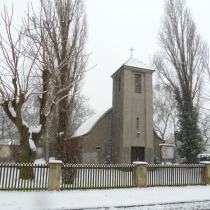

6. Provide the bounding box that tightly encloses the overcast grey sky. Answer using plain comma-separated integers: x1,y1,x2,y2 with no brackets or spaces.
84,0,210,114
0,0,210,114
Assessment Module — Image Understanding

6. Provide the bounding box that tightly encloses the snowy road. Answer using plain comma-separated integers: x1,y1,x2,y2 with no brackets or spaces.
1,186,210,209
92,201,210,210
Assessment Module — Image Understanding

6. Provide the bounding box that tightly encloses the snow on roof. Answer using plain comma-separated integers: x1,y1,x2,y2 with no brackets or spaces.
0,139,20,146
73,107,112,137
124,57,154,70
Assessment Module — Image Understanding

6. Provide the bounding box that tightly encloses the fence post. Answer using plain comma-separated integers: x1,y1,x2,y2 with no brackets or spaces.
132,161,147,188
48,160,63,191
201,161,210,185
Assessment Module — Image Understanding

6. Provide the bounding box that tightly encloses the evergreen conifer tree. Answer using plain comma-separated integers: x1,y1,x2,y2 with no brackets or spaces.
175,90,204,163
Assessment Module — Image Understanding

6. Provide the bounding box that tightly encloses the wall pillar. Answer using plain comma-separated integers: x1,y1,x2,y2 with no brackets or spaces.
133,161,147,188
48,160,63,191
201,161,210,185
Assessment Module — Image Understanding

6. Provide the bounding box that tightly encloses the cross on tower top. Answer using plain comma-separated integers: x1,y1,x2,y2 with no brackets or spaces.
129,47,135,57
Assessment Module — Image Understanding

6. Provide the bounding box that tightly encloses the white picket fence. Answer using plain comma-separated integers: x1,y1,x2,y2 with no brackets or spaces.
0,163,48,191
0,163,207,191
61,164,136,190
147,164,206,186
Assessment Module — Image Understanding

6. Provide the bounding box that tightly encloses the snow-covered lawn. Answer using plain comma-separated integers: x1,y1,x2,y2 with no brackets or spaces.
0,186,210,210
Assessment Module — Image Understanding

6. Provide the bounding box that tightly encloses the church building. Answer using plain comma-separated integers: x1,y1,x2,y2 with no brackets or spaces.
72,56,164,164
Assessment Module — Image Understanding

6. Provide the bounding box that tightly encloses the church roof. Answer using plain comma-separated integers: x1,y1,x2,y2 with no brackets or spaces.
73,107,112,137
124,57,154,70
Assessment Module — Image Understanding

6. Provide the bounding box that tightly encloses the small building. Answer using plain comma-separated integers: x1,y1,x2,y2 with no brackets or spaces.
72,57,164,164
0,138,44,162
0,139,20,162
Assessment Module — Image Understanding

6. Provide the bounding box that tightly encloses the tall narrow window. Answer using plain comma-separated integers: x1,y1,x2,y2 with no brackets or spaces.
136,117,139,129
118,76,121,93
135,74,141,92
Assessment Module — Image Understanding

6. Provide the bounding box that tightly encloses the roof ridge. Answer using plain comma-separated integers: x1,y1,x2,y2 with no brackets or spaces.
123,57,154,70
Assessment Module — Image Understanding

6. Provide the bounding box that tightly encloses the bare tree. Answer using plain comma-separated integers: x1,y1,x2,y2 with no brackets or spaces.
153,78,181,160
0,7,38,178
25,0,93,163
153,81,177,142
0,3,77,178
34,0,89,156
152,0,208,163
0,0,91,177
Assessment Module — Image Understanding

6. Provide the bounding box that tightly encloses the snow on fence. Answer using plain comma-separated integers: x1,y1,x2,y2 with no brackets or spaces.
61,164,136,190
147,164,206,187
0,163,48,191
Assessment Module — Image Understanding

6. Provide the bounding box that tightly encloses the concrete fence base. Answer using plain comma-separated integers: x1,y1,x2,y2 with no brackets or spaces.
200,161,210,185
132,161,147,188
48,160,63,191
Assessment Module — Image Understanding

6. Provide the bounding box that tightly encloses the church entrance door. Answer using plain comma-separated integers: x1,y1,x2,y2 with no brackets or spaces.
131,147,144,163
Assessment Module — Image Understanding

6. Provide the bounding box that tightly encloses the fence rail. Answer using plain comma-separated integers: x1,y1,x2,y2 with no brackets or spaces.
147,164,206,187
0,163,49,191
61,164,136,190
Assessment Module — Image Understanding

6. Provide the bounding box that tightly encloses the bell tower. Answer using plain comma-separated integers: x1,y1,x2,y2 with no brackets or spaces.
111,56,155,163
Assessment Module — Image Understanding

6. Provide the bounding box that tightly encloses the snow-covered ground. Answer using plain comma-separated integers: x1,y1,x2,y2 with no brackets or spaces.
0,186,210,210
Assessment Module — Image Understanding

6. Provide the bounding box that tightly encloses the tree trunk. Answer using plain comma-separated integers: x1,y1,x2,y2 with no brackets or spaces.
45,130,49,163
56,67,69,157
19,125,36,180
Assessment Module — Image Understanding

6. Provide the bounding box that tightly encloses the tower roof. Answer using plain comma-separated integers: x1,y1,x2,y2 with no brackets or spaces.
124,57,154,71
